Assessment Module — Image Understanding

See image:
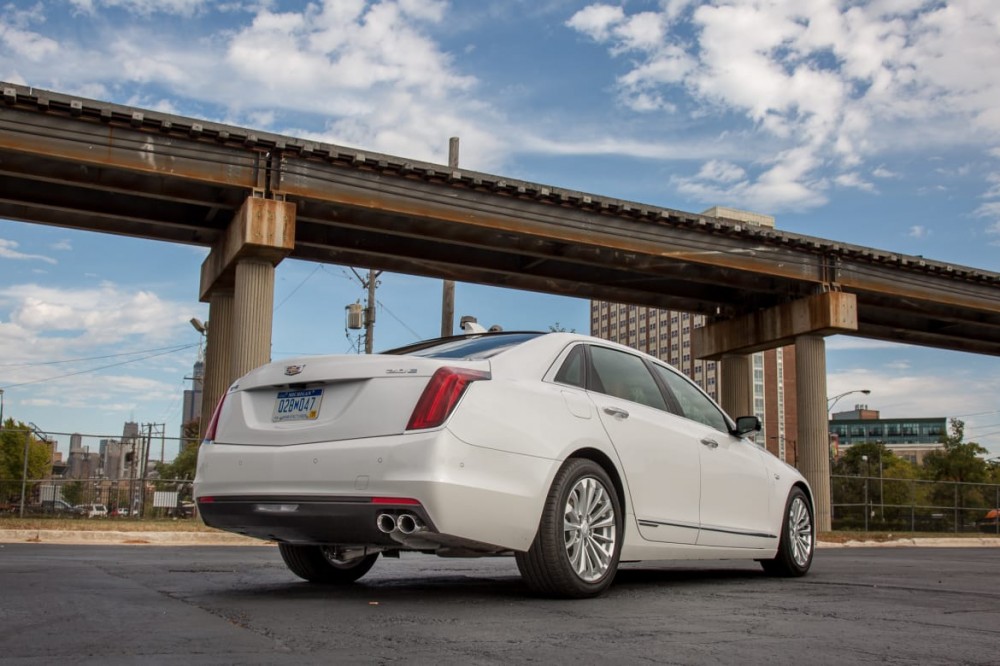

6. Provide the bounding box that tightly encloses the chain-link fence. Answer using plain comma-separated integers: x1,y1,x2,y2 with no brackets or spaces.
0,478,195,519
832,475,1000,533
5,472,998,533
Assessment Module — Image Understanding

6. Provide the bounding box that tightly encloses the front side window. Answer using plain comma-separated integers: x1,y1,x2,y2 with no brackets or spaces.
588,346,667,411
651,364,730,433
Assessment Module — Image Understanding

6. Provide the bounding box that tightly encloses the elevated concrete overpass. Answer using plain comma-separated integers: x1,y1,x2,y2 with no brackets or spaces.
2,82,999,529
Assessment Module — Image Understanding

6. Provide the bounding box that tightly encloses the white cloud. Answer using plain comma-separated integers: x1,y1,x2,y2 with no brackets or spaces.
907,225,930,239
0,22,58,61
0,0,499,169
828,366,1000,425
696,159,746,184
566,4,626,41
566,1,1000,213
826,336,905,351
50,240,72,251
872,165,898,179
68,0,209,17
835,172,877,193
0,239,57,264
974,202,1000,226
0,282,196,348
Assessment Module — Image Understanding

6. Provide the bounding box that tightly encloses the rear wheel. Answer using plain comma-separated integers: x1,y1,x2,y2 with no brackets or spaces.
760,487,814,577
516,458,622,598
278,544,379,584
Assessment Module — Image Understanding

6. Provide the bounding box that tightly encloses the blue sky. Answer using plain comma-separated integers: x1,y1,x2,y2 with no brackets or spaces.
1,0,998,460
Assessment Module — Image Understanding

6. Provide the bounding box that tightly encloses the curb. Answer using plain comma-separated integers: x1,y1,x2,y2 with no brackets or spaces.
817,537,1000,548
3,530,999,548
0,529,272,546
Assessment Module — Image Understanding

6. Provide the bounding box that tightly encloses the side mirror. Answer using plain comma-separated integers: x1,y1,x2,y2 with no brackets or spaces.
732,416,761,438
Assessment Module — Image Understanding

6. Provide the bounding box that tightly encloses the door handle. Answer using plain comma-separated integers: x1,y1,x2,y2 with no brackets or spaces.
700,438,719,449
603,406,630,419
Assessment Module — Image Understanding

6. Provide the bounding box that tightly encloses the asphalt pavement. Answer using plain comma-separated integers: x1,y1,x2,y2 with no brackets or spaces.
1,544,999,664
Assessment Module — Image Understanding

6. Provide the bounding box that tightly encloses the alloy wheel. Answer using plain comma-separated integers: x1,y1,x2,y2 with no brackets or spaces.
563,476,617,582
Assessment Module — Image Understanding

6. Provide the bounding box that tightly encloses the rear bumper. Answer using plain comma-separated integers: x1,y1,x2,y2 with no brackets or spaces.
197,496,436,545
194,428,558,551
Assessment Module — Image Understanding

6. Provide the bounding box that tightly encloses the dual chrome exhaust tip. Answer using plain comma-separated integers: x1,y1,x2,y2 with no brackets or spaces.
376,512,424,535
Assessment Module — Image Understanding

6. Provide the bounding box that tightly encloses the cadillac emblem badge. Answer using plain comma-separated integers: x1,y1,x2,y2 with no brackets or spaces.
284,364,305,376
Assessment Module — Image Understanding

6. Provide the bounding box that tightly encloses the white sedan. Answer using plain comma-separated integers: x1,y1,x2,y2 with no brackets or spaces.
195,332,814,598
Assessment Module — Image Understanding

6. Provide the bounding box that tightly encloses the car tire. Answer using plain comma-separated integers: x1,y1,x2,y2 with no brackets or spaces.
278,544,379,584
516,458,623,598
760,487,814,577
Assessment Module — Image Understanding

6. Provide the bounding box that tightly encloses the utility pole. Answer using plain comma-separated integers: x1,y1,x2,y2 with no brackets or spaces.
365,268,377,354
351,268,382,354
139,423,163,518
441,137,458,337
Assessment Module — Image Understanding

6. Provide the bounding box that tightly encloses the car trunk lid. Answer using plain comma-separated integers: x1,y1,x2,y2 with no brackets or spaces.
214,355,490,446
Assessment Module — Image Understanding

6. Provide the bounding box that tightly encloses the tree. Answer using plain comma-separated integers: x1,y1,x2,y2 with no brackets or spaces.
0,419,52,481
548,322,576,333
157,419,200,481
922,419,990,518
62,480,85,506
831,440,918,529
923,419,988,484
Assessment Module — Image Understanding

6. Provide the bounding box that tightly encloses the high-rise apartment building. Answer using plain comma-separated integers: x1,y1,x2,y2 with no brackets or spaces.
589,208,799,465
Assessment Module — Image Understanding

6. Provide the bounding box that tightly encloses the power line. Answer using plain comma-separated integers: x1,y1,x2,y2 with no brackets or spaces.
275,263,323,312
377,298,423,341
0,342,198,368
0,344,199,390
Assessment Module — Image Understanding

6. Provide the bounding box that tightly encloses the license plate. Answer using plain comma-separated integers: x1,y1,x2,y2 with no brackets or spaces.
272,388,324,422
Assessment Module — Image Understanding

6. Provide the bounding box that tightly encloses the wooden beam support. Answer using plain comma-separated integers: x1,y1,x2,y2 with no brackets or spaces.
693,291,858,360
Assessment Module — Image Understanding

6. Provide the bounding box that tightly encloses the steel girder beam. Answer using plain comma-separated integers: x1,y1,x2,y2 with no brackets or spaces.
1,81,999,355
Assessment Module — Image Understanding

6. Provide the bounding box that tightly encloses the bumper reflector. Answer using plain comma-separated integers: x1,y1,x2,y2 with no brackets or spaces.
254,504,300,513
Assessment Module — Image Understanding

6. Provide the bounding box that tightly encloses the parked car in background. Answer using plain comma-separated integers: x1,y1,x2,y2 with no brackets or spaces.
47,499,76,514
195,331,815,598
979,509,999,533
75,503,108,518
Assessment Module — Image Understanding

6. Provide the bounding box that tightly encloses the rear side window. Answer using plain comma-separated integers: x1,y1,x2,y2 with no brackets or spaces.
554,345,587,388
383,333,542,359
588,346,667,411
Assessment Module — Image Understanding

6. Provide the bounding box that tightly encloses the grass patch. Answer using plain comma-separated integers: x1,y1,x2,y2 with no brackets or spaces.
819,530,999,543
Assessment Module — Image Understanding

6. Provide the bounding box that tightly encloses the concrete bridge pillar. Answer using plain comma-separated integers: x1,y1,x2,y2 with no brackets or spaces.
198,196,295,436
795,334,832,531
200,290,234,436
233,259,276,378
719,354,753,419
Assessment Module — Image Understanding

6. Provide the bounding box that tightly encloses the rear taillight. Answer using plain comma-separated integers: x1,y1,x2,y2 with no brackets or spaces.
406,367,490,430
202,392,229,444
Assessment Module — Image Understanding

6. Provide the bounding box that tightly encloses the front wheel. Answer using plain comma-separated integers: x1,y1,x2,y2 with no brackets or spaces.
760,487,814,577
278,544,379,584
516,458,623,598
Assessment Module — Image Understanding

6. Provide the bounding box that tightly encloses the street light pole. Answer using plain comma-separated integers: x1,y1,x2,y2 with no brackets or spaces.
827,389,872,415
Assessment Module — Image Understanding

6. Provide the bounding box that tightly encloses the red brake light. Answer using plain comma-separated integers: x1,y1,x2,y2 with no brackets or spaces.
202,392,229,444
371,497,421,505
406,367,490,430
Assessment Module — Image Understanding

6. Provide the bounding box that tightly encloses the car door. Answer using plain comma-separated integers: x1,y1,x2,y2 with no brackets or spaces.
649,364,774,548
585,345,702,545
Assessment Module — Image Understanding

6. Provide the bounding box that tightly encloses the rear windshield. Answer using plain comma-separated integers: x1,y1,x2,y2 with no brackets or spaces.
382,332,543,359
